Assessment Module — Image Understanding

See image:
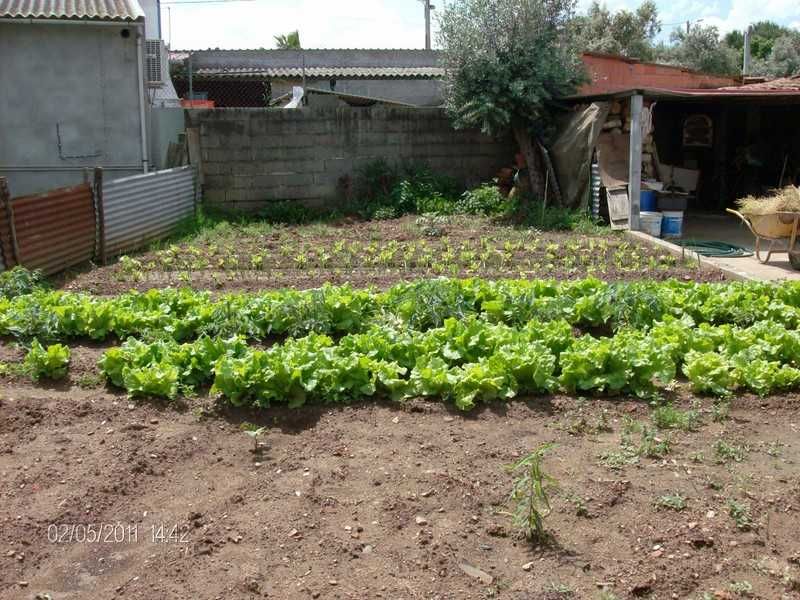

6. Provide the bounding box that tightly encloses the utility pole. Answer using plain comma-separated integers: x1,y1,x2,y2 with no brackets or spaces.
743,25,752,76
684,18,703,35
422,0,434,50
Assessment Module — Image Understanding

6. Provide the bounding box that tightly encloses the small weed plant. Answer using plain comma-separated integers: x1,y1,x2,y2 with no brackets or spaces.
727,498,753,531
655,493,687,511
715,439,747,464
651,403,701,431
502,443,556,543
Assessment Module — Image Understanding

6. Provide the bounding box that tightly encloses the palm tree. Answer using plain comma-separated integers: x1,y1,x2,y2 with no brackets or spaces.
274,30,301,49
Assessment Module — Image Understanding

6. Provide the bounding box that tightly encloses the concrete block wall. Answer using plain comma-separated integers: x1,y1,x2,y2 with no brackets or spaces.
187,107,514,212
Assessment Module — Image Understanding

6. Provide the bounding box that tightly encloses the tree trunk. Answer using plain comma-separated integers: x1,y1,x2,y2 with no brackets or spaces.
512,123,544,202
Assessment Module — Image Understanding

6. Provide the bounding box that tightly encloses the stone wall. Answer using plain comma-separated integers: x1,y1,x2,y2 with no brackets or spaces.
188,107,514,212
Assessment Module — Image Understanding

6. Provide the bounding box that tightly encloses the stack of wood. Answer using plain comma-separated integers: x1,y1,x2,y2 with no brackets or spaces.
601,100,658,181
601,100,626,135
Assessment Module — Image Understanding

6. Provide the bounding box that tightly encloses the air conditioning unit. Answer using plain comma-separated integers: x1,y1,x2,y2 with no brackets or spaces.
145,39,163,86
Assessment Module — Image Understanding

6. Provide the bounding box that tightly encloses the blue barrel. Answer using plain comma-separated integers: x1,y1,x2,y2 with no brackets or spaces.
640,190,657,212
661,211,684,238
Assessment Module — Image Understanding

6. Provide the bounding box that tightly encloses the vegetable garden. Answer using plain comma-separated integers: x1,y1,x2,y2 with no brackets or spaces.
3,218,800,599
8,277,800,406
63,215,723,293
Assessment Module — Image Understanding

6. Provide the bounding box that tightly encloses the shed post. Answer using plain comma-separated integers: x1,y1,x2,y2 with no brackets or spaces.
628,94,643,231
0,177,20,266
93,167,107,266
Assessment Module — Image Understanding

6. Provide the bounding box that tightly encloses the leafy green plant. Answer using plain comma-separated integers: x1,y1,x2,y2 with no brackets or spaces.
727,580,754,596
651,404,701,431
24,340,70,381
457,183,508,215
243,426,267,452
501,443,556,542
715,440,747,464
415,214,450,237
655,493,687,511
0,266,46,299
727,499,753,531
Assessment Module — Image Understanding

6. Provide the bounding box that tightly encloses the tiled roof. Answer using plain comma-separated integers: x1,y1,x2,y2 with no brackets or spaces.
0,0,144,21
718,75,800,92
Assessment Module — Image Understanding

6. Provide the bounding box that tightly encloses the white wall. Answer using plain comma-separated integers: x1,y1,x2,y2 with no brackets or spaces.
139,0,160,39
0,23,145,195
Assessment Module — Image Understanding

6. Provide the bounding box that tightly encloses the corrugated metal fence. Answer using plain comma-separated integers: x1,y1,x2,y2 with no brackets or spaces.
0,166,196,275
102,166,196,257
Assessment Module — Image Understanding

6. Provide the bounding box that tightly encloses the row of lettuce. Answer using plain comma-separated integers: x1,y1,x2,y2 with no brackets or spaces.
15,316,800,410
5,274,800,408
4,277,800,343
92,316,800,408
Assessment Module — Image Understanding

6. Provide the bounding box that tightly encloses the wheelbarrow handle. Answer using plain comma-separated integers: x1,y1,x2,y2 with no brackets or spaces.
726,208,757,237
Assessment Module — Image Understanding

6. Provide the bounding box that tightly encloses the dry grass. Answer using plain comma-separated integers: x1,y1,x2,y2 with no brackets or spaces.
736,186,800,216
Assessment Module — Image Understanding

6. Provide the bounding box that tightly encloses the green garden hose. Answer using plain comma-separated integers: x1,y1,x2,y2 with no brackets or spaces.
672,240,754,258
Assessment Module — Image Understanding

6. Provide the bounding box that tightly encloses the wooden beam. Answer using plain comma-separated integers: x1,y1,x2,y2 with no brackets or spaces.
628,94,643,231
0,178,20,267
93,167,107,266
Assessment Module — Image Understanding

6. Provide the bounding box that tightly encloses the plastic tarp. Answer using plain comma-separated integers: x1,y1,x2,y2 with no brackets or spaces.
550,102,611,209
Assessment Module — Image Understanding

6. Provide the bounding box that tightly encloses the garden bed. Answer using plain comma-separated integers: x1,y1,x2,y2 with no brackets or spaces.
6,227,791,600
60,216,725,294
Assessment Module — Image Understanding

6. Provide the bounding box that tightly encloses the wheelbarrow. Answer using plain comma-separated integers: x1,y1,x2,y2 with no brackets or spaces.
726,208,800,267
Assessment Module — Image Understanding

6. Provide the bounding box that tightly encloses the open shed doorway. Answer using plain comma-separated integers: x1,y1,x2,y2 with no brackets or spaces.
651,100,800,213
648,97,800,269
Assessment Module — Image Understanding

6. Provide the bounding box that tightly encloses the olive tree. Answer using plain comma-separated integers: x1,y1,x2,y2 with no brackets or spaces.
436,0,585,202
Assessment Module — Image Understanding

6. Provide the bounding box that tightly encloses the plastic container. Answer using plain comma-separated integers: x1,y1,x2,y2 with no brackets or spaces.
661,210,684,238
657,193,688,211
640,211,663,237
640,190,657,212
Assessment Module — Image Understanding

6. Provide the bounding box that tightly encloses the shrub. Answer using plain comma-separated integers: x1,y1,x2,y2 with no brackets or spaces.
457,183,508,215
370,205,401,220
349,160,461,219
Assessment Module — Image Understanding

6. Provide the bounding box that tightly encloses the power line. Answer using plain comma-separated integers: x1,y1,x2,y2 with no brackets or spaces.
162,0,255,5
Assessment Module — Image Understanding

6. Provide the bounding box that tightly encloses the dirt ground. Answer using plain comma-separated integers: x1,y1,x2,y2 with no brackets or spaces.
2,344,799,600
59,217,726,294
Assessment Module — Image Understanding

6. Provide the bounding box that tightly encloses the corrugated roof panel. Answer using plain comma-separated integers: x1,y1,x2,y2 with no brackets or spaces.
193,66,445,80
169,48,444,80
0,0,144,21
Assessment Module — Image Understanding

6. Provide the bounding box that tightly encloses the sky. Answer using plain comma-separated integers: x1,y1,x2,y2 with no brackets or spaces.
161,0,800,51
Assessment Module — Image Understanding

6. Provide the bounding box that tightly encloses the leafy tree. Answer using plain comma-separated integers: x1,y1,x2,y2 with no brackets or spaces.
755,31,800,77
436,0,585,203
726,21,796,72
658,24,739,76
572,1,660,61
274,30,301,50
725,22,791,59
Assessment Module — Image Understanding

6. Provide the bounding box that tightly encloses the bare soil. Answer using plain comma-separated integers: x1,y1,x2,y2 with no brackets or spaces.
2,345,799,599
59,217,726,294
